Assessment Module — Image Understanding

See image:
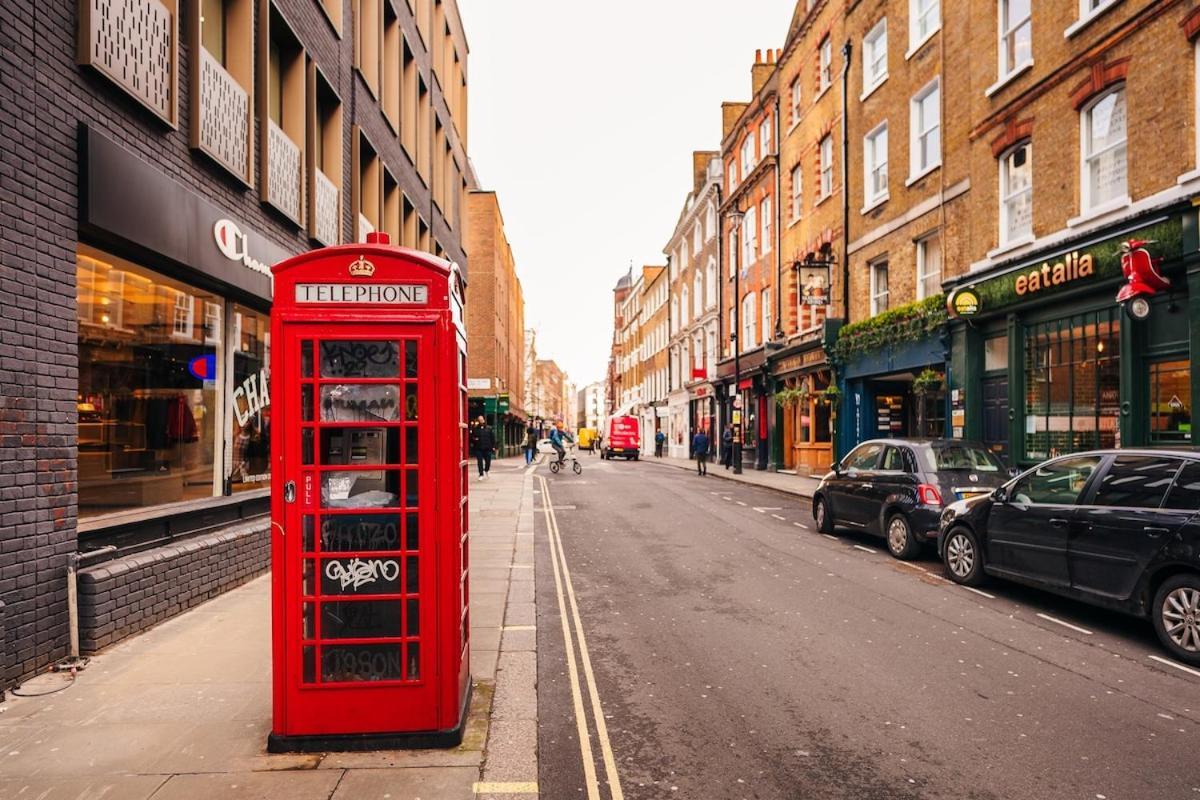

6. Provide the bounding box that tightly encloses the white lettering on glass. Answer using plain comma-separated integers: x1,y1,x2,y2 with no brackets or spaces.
325,558,401,591
233,368,270,426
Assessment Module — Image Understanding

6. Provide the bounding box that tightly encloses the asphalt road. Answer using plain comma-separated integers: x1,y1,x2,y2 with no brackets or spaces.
533,455,1200,800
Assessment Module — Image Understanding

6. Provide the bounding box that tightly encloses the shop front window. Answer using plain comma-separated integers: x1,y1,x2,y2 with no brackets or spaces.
77,247,220,516
1024,308,1120,461
230,305,271,491
1149,359,1191,445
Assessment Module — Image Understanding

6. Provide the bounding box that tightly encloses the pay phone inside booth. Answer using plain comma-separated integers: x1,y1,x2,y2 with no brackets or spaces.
267,232,471,752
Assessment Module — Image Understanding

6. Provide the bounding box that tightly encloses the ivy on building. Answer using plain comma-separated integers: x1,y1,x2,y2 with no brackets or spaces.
828,295,948,364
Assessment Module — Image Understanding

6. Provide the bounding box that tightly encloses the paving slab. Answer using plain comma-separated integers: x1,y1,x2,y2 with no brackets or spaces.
332,765,479,799
150,770,342,800
0,775,169,799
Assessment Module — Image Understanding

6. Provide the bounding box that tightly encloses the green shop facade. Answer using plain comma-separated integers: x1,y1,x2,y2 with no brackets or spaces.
943,206,1198,467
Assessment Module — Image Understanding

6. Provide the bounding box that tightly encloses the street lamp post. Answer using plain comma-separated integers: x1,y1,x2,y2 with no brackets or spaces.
727,208,745,475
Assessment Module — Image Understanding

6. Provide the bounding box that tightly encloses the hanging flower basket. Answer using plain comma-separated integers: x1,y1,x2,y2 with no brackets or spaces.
912,368,943,396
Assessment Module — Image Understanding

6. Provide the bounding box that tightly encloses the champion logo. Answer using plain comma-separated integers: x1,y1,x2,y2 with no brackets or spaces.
212,218,272,278
349,256,376,277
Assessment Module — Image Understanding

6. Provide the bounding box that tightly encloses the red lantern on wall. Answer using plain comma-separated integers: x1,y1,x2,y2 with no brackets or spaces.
1116,239,1169,320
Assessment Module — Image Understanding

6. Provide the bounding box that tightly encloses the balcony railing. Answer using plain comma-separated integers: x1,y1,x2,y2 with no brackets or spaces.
312,168,340,246
197,48,249,180
266,120,302,224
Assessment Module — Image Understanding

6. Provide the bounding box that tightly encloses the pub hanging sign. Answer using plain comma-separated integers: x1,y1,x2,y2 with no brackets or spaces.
946,217,1181,319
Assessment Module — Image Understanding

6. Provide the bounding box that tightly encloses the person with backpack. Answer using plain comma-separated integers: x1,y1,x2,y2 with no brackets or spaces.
691,427,711,476
654,428,666,458
473,416,496,480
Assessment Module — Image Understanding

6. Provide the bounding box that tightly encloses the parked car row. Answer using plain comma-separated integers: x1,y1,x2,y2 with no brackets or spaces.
812,440,1200,666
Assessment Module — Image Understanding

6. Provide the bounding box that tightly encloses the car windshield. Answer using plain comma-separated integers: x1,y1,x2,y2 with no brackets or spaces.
922,444,1003,472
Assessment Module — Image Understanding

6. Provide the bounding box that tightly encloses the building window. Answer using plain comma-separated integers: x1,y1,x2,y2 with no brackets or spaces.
819,38,832,93
740,134,756,179
706,260,717,307
863,122,888,208
819,136,833,198
863,18,888,96
790,78,803,124
744,205,758,263
1000,141,1032,244
910,77,941,179
1024,308,1120,460
870,259,889,315
999,0,1032,78
742,292,757,349
790,164,803,221
910,0,940,51
916,232,942,299
762,289,772,341
761,196,772,254
680,285,690,328
77,247,229,517
1081,85,1127,211
693,273,703,318
1149,359,1191,445
230,305,271,492
353,0,381,96
759,117,772,156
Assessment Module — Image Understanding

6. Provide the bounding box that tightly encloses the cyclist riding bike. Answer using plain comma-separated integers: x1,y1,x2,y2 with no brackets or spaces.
549,423,574,466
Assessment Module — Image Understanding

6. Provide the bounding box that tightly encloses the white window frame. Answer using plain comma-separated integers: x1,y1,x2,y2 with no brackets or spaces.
761,196,772,254
908,0,940,57
997,0,1032,80
740,134,756,179
819,136,834,199
862,18,888,99
203,300,222,346
744,205,758,263
680,285,690,328
705,259,717,308
1079,84,1128,214
1065,0,1123,39
172,289,195,340
759,117,772,157
999,141,1033,246
869,259,889,316
790,78,803,127
863,121,889,211
908,77,941,183
790,164,803,221
741,292,757,350
819,38,833,95
915,231,942,300
693,272,703,318
762,288,772,341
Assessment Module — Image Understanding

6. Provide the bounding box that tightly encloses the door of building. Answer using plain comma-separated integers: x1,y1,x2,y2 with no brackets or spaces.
982,377,1009,463
280,324,438,735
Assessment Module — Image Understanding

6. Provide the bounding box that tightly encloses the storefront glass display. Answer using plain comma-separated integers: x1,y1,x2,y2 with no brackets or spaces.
1149,359,1191,445
77,247,220,516
230,305,271,492
1023,308,1120,460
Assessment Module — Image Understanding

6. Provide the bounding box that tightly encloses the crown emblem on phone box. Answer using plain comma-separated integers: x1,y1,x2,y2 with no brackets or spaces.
349,256,376,277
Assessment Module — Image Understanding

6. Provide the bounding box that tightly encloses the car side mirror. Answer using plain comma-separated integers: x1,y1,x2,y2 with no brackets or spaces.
831,461,842,475
992,486,1008,502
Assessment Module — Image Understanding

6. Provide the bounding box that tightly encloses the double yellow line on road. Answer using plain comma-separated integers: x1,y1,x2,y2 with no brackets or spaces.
538,474,625,800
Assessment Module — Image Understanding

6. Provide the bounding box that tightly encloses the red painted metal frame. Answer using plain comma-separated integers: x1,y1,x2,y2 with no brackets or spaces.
269,240,469,746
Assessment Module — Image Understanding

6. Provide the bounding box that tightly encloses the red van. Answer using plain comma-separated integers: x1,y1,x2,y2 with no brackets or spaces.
602,416,640,460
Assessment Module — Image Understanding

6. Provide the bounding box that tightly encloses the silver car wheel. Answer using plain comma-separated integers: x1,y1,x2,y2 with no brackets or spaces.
816,501,826,529
946,533,975,579
1162,587,1200,653
887,517,909,554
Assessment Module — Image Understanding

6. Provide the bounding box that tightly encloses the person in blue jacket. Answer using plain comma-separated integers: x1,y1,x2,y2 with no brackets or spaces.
691,428,710,476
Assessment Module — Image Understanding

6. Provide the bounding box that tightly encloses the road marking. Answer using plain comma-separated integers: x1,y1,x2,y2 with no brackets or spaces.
537,475,601,800
736,501,747,506
722,496,732,501
502,625,536,631
853,545,879,554
475,782,540,794
793,522,808,529
821,534,838,541
1148,655,1200,679
535,505,577,511
1036,612,1093,636
753,506,782,513
961,586,996,600
771,514,786,521
540,475,625,800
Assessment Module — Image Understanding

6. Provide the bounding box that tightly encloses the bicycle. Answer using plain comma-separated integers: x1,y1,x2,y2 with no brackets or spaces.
549,443,583,475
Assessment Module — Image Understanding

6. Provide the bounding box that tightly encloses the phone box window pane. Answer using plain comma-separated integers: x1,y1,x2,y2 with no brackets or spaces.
321,600,402,639
321,471,399,508
322,644,402,682
322,556,402,595
77,246,220,517
321,514,403,552
321,428,400,466
321,384,401,422
320,341,400,378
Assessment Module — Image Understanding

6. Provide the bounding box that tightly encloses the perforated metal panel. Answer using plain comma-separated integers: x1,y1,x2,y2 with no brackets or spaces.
198,48,249,179
267,120,303,223
358,214,375,244
85,0,174,122
313,169,340,246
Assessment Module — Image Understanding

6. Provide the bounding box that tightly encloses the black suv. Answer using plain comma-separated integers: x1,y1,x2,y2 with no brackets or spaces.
937,450,1200,665
812,439,1010,559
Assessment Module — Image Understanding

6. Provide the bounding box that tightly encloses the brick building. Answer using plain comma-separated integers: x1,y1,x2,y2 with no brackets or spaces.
718,50,780,471
531,359,567,424
664,152,722,460
0,0,470,692
772,0,843,475
465,190,525,455
943,0,1200,465
639,265,669,454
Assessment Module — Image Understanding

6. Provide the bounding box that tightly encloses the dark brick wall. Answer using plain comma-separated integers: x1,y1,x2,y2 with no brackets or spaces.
77,520,270,654
0,0,468,689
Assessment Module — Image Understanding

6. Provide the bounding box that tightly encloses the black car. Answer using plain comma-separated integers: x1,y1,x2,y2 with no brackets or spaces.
811,439,1011,559
937,450,1200,665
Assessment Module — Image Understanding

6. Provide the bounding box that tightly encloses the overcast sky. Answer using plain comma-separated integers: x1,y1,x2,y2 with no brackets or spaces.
458,0,796,388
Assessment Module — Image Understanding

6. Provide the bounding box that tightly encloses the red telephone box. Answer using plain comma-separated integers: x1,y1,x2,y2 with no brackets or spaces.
266,233,470,752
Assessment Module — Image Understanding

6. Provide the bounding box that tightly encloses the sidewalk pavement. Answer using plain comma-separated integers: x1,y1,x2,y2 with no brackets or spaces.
645,454,822,500
0,458,538,800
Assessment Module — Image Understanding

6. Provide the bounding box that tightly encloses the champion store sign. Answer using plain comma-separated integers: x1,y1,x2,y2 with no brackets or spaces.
214,218,274,279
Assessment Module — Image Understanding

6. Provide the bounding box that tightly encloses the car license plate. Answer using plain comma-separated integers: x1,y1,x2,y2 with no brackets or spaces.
958,490,988,500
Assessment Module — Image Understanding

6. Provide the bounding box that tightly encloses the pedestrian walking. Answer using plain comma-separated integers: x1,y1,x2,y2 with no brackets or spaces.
524,423,538,466
473,416,496,480
691,428,710,476
654,428,666,458
721,424,734,470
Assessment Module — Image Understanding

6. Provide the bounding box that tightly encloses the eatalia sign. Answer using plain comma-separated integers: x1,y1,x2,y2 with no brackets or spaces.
1014,250,1094,296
